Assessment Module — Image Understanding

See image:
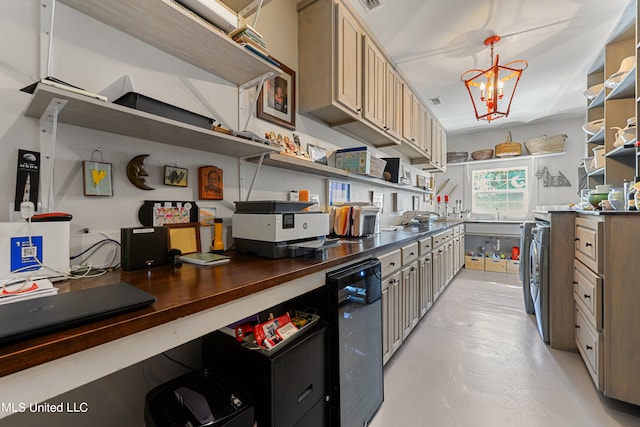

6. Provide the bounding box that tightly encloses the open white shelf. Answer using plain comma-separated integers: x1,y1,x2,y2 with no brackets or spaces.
24,83,280,157
59,0,280,87
446,151,565,167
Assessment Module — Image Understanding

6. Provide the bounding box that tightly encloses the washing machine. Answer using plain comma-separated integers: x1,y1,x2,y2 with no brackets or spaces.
530,222,550,344
519,221,536,314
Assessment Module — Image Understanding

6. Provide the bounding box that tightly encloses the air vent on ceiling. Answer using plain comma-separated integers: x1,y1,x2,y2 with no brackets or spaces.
429,97,441,105
358,0,383,12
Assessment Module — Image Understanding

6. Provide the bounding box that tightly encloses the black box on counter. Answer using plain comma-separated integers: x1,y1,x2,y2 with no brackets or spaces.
113,92,214,129
382,157,411,184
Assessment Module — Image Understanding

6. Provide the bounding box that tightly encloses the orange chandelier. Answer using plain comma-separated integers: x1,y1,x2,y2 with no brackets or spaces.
460,35,528,122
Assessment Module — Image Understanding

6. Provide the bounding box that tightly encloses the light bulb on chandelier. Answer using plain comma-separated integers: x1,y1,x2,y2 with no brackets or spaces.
461,35,527,122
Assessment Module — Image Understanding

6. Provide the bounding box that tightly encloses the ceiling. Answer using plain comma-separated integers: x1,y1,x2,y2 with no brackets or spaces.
346,0,632,135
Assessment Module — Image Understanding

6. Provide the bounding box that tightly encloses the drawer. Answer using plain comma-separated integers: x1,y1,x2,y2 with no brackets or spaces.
575,217,602,274
273,327,327,426
379,249,401,277
418,236,432,256
401,242,419,265
453,226,460,236
432,230,447,247
575,305,604,390
573,258,602,330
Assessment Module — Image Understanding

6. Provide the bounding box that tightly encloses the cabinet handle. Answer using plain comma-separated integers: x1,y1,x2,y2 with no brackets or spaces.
573,281,578,285
586,345,593,350
585,242,592,247
575,325,580,329
575,238,580,242
410,252,415,256
583,294,591,299
390,262,395,266
410,266,416,272
297,384,314,404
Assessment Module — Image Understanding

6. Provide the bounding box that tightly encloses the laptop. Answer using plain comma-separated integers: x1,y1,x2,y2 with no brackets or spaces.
0,282,156,345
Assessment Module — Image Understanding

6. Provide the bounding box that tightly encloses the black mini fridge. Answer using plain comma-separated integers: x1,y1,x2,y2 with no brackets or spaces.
326,258,384,427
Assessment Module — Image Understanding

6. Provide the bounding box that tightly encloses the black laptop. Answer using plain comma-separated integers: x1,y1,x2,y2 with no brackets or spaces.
0,282,156,345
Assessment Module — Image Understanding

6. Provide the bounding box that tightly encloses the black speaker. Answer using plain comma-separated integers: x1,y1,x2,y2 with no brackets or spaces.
120,227,168,271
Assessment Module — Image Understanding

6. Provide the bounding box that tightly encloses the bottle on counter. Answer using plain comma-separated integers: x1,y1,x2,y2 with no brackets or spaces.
629,177,639,211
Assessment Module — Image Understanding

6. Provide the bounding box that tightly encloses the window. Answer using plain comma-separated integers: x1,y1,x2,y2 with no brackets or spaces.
472,166,528,217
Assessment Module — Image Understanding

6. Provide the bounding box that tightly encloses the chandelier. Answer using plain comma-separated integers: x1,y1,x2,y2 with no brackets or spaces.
460,35,528,122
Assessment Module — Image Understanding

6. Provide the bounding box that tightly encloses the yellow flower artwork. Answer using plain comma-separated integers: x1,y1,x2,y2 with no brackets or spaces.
92,168,107,187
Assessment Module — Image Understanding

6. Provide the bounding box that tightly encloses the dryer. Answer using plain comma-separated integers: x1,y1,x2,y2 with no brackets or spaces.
530,222,550,344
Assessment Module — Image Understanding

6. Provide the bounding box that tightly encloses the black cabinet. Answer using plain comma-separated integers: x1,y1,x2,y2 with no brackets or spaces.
203,325,329,427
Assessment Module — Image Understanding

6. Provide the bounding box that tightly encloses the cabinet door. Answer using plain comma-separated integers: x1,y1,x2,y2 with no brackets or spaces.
431,119,442,168
411,95,422,147
440,127,448,171
402,84,414,143
335,2,362,115
421,107,432,158
389,270,403,354
382,275,391,365
363,36,386,130
453,236,460,275
432,248,442,301
419,254,433,317
401,261,419,339
459,234,466,269
385,66,403,140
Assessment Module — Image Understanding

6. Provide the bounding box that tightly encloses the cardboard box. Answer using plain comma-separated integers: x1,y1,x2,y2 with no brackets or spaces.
485,258,507,273
335,147,386,178
507,259,520,275
465,255,485,271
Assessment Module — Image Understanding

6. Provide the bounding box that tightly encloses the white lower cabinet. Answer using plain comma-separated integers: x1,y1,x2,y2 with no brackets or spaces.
379,226,464,365
379,249,402,365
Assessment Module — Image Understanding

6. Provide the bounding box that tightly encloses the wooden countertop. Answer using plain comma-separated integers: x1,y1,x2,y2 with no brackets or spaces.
0,225,451,379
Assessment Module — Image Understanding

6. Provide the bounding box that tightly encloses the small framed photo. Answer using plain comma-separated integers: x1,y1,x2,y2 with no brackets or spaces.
416,175,427,189
307,144,328,165
83,161,113,196
164,165,188,187
257,59,296,130
199,166,223,200
167,222,201,254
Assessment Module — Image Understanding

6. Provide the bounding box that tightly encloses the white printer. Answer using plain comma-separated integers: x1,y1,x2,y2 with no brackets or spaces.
232,201,333,258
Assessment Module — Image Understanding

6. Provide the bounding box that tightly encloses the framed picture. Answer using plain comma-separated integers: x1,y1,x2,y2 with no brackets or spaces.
308,144,328,165
198,166,223,200
416,175,427,189
83,161,113,196
164,165,188,187
257,60,296,130
167,222,201,254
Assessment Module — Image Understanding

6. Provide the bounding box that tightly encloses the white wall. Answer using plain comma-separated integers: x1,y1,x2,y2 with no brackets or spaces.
441,115,586,220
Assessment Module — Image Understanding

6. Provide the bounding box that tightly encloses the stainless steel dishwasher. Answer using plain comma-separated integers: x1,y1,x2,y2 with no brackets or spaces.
326,258,383,427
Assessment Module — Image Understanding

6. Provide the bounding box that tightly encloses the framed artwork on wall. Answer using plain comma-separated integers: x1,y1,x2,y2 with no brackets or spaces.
83,160,113,196
198,166,223,200
164,165,188,187
257,59,296,130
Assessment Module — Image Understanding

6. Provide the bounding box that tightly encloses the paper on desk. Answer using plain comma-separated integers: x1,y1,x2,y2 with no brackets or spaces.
0,278,58,305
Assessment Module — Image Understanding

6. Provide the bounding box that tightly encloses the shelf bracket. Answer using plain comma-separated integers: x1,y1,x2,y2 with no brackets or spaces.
39,0,56,79
39,97,68,213
239,72,276,131
242,153,266,201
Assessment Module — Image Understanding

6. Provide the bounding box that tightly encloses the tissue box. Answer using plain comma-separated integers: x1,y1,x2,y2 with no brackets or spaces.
335,147,386,178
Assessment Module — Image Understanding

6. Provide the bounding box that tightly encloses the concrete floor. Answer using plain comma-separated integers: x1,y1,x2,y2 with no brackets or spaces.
370,269,640,427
